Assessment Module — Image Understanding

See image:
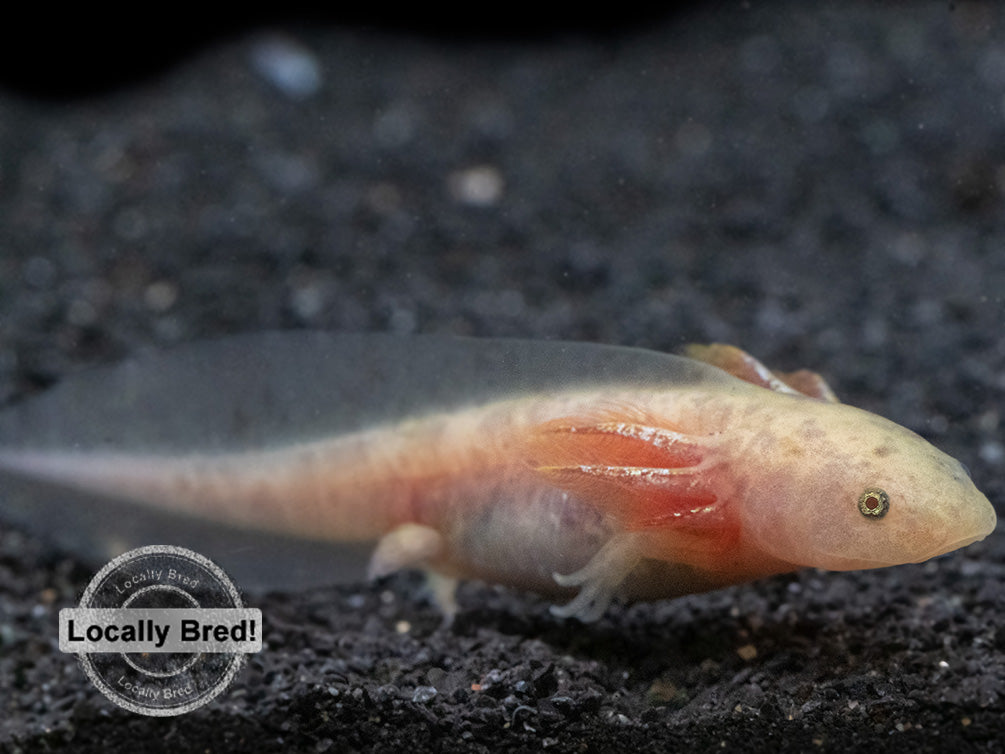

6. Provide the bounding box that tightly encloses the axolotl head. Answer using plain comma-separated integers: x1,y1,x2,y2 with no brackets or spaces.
737,396,997,572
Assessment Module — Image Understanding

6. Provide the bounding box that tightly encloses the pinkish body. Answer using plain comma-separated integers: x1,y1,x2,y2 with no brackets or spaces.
0,335,995,620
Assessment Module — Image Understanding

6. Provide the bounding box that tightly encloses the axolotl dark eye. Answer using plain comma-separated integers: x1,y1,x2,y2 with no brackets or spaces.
858,488,890,519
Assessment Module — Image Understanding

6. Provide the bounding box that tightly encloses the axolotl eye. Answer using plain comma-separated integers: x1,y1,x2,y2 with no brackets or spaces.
858,488,890,519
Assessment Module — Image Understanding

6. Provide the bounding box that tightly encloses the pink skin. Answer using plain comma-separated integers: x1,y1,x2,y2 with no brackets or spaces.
0,341,995,621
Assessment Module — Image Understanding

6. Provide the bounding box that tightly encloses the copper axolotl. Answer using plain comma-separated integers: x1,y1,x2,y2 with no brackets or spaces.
0,334,995,620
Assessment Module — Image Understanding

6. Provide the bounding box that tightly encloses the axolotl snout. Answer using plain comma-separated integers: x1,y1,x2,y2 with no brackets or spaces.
698,388,990,573
0,334,995,621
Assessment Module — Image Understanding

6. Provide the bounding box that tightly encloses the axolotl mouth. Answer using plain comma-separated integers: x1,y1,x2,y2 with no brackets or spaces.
819,513,996,572
921,528,996,563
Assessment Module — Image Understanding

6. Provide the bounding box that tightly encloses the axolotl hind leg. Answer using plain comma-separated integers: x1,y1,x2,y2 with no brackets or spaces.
369,523,460,621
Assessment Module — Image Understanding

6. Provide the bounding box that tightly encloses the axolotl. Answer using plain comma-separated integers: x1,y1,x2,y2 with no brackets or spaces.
0,334,996,620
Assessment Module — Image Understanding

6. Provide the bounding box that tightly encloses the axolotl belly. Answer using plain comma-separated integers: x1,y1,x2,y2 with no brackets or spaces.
0,334,995,621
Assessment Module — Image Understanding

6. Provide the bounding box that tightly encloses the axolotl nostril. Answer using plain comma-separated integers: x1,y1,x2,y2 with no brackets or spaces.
0,334,996,621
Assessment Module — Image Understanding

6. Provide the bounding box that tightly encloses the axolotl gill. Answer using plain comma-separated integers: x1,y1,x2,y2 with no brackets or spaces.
0,334,995,621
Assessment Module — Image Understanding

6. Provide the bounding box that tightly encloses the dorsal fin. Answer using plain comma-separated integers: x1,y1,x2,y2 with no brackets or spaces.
683,343,839,402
